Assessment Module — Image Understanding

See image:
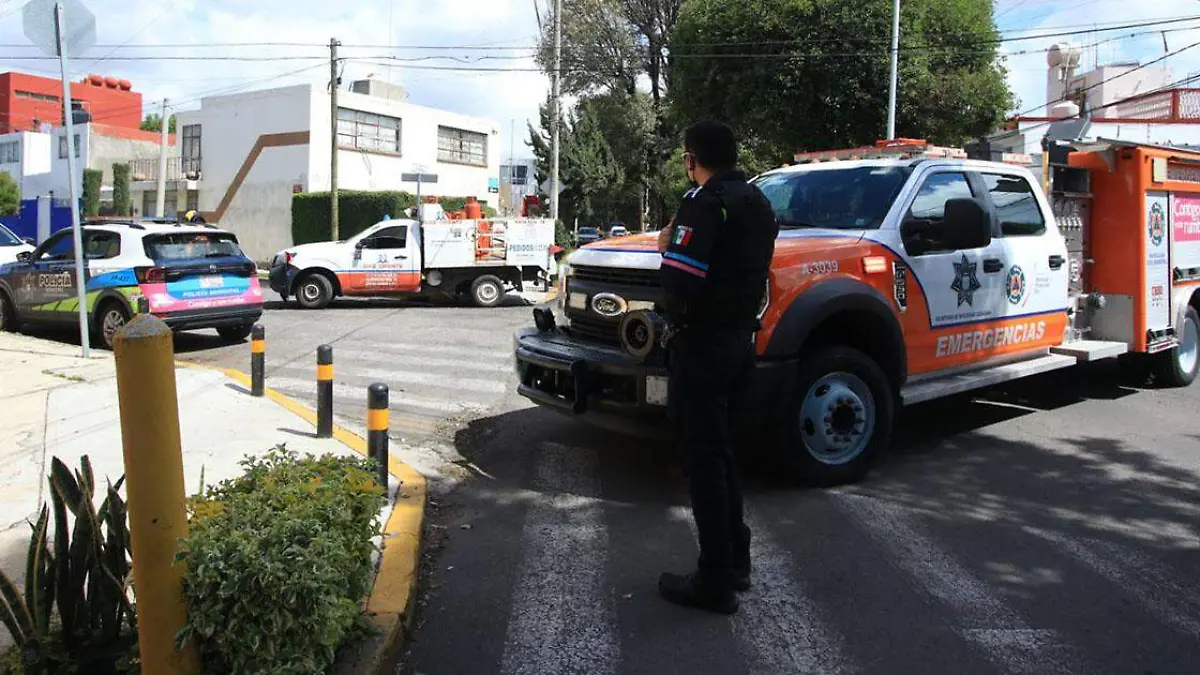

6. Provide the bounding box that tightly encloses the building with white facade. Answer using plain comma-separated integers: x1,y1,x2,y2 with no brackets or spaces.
156,79,501,260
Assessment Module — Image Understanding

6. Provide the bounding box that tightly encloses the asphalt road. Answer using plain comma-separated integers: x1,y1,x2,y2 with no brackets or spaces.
397,350,1200,674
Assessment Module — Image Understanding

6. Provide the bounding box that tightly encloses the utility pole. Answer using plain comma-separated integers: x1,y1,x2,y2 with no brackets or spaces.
330,37,341,241
550,0,561,222
53,2,90,357
156,98,168,217
885,0,901,140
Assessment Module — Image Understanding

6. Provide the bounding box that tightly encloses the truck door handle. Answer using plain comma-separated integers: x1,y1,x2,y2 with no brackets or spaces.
983,258,1004,273
393,255,407,260
1048,254,1065,270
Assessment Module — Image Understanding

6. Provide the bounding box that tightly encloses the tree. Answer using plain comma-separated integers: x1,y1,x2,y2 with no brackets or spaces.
140,113,176,134
112,163,131,216
0,172,18,216
672,0,1012,163
82,169,102,217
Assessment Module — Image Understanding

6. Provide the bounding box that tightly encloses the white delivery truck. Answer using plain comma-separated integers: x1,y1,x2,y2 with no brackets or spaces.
268,207,557,309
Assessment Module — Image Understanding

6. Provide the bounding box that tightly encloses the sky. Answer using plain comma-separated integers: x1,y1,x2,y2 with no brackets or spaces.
1,0,1200,162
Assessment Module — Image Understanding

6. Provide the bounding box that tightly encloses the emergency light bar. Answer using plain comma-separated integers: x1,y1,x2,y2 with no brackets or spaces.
792,139,969,164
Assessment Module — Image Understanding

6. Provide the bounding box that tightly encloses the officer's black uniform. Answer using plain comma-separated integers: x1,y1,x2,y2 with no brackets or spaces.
659,168,778,610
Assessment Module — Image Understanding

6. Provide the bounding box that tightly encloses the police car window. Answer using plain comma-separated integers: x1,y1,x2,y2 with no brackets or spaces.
752,166,910,230
143,232,244,261
84,232,120,260
981,173,1046,236
37,233,74,260
0,225,21,247
364,226,407,249
908,172,974,222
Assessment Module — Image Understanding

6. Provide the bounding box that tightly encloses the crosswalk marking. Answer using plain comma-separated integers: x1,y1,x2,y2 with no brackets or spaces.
1025,526,1200,639
266,376,484,415
831,493,1081,675
334,347,512,374
351,337,514,359
500,443,619,675
361,366,509,395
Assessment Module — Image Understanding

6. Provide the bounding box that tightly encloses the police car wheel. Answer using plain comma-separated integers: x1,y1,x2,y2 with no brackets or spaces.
470,275,505,308
96,302,130,350
0,291,16,332
1155,306,1200,387
782,345,894,487
295,273,333,310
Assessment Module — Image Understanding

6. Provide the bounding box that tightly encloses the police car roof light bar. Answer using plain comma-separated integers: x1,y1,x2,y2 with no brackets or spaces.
792,138,968,164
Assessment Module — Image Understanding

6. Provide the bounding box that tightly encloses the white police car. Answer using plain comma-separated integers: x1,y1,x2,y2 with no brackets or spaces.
0,219,264,348
0,223,34,266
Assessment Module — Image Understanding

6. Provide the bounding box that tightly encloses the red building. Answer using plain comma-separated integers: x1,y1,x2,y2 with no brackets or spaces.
0,71,143,134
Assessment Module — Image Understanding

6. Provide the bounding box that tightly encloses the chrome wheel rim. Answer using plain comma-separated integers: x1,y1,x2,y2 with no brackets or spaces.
798,371,876,465
301,281,322,302
1180,314,1199,376
102,310,126,343
477,282,500,304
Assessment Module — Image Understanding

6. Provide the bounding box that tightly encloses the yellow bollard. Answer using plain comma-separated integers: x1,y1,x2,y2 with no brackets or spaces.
113,315,202,675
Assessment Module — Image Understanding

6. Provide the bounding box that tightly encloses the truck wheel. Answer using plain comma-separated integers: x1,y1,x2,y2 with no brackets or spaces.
470,275,505,308
95,301,130,350
779,345,894,487
1155,306,1200,387
0,291,16,333
295,273,333,310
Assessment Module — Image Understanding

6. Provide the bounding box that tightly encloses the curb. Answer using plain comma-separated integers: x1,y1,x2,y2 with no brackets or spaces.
176,361,425,673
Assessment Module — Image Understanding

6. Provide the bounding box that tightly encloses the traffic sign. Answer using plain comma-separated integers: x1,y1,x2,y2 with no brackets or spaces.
23,0,95,57
402,173,438,183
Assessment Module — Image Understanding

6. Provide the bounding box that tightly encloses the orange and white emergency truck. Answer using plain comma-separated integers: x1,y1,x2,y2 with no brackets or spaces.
269,202,557,308
513,138,1200,486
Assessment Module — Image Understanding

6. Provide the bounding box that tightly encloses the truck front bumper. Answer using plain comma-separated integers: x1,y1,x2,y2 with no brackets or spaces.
513,326,796,439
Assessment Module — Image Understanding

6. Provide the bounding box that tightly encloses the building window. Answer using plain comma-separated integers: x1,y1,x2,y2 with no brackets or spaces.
336,108,401,153
181,124,202,175
438,126,487,166
57,134,80,159
142,190,179,218
0,141,19,164
15,90,59,103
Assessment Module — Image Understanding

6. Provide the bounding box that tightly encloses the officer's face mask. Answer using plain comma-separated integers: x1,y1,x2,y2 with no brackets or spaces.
684,152,698,188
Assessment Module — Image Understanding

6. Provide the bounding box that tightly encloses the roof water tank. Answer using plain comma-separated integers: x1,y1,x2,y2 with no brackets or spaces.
117,79,132,91
87,74,104,86
1047,43,1081,69
1050,101,1081,119
104,76,119,88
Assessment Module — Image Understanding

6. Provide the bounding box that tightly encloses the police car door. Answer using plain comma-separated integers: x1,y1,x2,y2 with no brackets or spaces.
352,225,419,294
895,169,1009,371
13,230,77,322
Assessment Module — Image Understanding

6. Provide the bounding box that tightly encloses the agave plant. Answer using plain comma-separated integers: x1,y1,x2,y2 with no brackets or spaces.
0,456,137,674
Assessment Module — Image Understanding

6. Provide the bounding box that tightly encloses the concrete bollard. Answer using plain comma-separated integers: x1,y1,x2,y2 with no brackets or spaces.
250,324,265,397
112,315,202,675
316,344,333,438
367,383,389,488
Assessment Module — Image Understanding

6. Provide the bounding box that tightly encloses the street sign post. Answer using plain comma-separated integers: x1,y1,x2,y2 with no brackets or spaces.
24,0,96,357
402,172,438,224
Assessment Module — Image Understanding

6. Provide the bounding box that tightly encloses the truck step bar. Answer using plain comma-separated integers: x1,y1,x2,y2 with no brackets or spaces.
1050,339,1129,362
901,353,1078,406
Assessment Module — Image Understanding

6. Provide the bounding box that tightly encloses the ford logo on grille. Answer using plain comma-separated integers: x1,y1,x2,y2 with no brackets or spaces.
591,292,628,318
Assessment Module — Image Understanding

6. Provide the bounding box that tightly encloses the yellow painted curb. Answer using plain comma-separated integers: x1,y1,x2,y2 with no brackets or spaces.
176,360,426,669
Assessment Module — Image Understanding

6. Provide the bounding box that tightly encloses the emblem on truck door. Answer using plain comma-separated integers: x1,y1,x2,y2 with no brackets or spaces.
950,254,981,307
591,292,628,318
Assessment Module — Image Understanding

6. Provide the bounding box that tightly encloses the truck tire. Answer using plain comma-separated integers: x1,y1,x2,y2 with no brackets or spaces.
778,345,894,487
470,275,505,308
295,273,333,310
1155,306,1200,387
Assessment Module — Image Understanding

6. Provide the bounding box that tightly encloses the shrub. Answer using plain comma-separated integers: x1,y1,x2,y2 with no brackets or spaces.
291,191,416,245
82,170,102,217
111,164,131,216
0,172,18,217
0,456,137,675
177,447,386,674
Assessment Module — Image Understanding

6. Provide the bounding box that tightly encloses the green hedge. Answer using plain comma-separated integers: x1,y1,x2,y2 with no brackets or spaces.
112,163,131,216
82,169,103,217
177,447,386,674
292,191,497,245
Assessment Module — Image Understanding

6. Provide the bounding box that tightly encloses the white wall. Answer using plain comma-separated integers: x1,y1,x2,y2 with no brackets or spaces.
88,133,177,186
1061,65,1175,112
176,84,313,260
997,121,1200,156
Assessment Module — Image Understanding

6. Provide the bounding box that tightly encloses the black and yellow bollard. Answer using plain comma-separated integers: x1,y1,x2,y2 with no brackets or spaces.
112,315,202,675
368,383,389,488
250,324,265,397
316,344,334,438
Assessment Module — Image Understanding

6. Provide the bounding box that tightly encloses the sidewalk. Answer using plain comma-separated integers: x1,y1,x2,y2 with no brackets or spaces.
0,332,410,661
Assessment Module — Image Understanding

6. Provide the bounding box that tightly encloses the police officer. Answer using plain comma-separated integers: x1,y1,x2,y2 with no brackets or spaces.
657,121,778,614
183,210,206,224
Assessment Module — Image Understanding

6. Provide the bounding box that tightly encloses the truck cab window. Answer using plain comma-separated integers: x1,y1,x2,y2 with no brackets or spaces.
907,172,974,223
981,173,1046,236
362,226,407,249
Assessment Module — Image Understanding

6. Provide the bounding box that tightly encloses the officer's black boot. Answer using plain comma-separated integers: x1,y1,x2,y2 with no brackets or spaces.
658,570,738,615
733,524,752,592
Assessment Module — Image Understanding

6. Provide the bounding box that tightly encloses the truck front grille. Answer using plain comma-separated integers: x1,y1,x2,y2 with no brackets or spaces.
566,313,618,345
571,264,661,288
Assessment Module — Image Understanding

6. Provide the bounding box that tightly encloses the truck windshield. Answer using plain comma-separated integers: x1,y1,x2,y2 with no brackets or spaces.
143,232,245,261
754,165,911,230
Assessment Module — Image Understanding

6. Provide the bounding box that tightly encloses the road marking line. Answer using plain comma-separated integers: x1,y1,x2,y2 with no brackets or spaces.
832,493,1080,675
265,376,484,414
671,506,853,675
500,442,619,675
350,338,513,360
332,349,512,374
1024,526,1200,638
365,367,508,395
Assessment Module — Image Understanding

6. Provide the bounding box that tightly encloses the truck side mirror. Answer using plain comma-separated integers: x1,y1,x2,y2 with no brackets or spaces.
15,251,32,263
22,237,35,245
942,198,992,250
